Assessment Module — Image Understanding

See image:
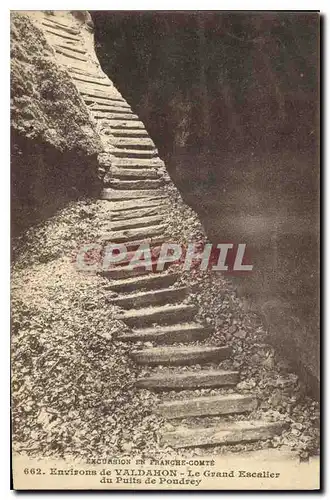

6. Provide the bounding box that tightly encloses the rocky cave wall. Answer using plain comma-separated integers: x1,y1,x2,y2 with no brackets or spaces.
11,12,103,237
91,11,320,392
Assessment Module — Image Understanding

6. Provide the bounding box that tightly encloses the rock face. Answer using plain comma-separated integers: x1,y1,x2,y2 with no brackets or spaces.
11,12,103,235
11,12,102,154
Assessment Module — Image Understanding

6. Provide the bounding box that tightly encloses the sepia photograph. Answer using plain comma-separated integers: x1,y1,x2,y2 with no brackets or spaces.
10,9,320,490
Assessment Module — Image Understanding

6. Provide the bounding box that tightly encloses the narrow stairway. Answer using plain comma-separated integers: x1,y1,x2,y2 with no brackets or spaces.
36,12,287,451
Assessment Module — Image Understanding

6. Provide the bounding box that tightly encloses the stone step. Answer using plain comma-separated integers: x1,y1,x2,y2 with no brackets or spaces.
101,266,151,280
76,79,120,93
114,144,156,153
110,286,187,309
136,369,239,390
108,179,162,191
42,16,79,31
92,107,135,116
110,148,158,158
156,394,257,419
43,16,69,24
104,272,179,293
87,102,131,111
102,240,162,263
91,109,139,120
159,421,287,449
101,234,166,250
44,27,81,42
105,245,161,269
81,91,125,102
112,158,164,168
117,304,198,328
106,198,167,212
108,214,164,231
112,128,149,137
54,43,87,55
111,206,166,221
90,105,131,114
41,20,80,36
131,344,231,365
68,68,108,80
84,100,135,113
113,137,155,148
55,41,84,51
71,75,113,88
110,118,147,133
54,46,88,62
111,167,159,180
117,323,209,344
68,64,93,73
101,188,165,201
96,119,145,131
57,55,90,69
101,224,166,244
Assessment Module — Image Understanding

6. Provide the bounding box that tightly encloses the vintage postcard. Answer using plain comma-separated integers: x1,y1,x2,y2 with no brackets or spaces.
11,10,320,490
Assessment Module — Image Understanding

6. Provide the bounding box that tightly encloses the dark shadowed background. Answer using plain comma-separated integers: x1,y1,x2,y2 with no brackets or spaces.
91,11,320,392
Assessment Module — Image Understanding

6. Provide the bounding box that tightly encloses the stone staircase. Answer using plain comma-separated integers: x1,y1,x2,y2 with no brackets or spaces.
33,11,287,451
